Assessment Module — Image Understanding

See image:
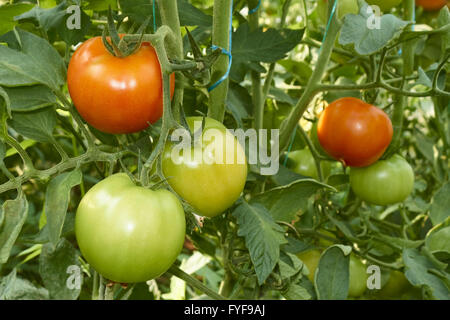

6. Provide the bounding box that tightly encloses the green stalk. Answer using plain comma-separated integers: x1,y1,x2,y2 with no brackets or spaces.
249,0,263,131
385,0,415,157
279,5,342,151
157,0,185,121
168,265,227,300
208,0,233,122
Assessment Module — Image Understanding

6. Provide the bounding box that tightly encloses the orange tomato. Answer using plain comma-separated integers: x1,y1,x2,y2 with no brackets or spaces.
317,97,393,168
67,37,175,134
416,0,448,11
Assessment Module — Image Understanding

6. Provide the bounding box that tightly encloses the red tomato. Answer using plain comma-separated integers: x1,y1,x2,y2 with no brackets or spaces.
416,0,448,11
317,97,393,168
67,37,175,134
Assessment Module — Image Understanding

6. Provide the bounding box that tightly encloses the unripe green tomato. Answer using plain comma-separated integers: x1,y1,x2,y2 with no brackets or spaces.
297,250,367,297
286,148,332,179
317,0,359,23
348,255,368,297
378,270,412,299
297,249,322,282
75,173,186,283
366,0,403,12
350,155,414,206
162,117,248,218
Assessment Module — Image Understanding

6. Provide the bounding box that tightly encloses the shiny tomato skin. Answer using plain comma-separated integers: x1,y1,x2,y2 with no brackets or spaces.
162,117,248,218
366,0,403,12
416,0,448,11
67,37,175,134
75,174,185,283
286,148,333,180
350,155,414,206
317,97,393,167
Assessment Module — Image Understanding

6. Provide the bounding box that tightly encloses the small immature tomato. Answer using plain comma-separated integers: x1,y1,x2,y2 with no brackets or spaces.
162,117,248,218
75,174,186,283
286,148,333,180
350,155,414,206
366,0,403,12
317,97,393,168
416,0,448,11
67,37,175,134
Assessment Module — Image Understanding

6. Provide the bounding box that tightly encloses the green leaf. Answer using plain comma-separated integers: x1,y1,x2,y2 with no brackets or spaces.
437,7,450,52
178,0,212,27
226,82,252,127
252,179,336,222
403,248,450,300
278,59,312,86
86,0,118,11
339,3,409,55
315,245,352,300
326,174,350,189
430,182,450,226
278,251,304,280
9,108,56,143
0,28,66,90
324,77,362,102
0,195,28,264
415,131,436,164
231,24,305,82
14,1,67,34
3,85,57,112
282,281,312,300
0,269,49,300
426,225,450,256
232,201,287,285
45,169,82,246
58,6,92,47
39,239,82,300
0,3,34,36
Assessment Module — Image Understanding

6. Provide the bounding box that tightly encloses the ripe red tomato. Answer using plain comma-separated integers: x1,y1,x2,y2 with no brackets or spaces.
317,97,393,168
67,37,175,134
416,0,448,11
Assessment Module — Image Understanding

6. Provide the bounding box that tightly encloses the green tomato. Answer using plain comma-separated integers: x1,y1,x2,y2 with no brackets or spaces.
75,173,186,283
286,148,332,179
297,250,367,298
162,117,248,218
377,270,412,299
348,255,368,298
350,155,414,206
366,0,403,12
317,0,359,23
297,249,322,283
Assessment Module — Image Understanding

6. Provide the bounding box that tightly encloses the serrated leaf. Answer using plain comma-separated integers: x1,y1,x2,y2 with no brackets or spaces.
0,28,66,90
0,269,49,300
226,82,252,127
282,281,312,300
315,245,352,300
0,195,28,264
9,108,56,143
231,24,304,82
339,3,409,55
14,1,67,34
252,179,335,222
232,202,287,285
278,251,304,280
426,225,450,255
45,170,82,246
403,248,450,300
430,182,450,226
39,239,82,300
3,85,57,112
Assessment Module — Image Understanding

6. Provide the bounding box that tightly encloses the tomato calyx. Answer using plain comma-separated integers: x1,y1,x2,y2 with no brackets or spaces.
102,8,150,58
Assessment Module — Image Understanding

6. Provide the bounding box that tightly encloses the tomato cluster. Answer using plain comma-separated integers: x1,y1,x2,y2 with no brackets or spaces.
315,97,414,206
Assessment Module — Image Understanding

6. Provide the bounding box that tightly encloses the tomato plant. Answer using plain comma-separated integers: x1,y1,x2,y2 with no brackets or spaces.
67,37,175,134
317,97,393,168
0,0,449,303
350,155,414,206
162,117,248,218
